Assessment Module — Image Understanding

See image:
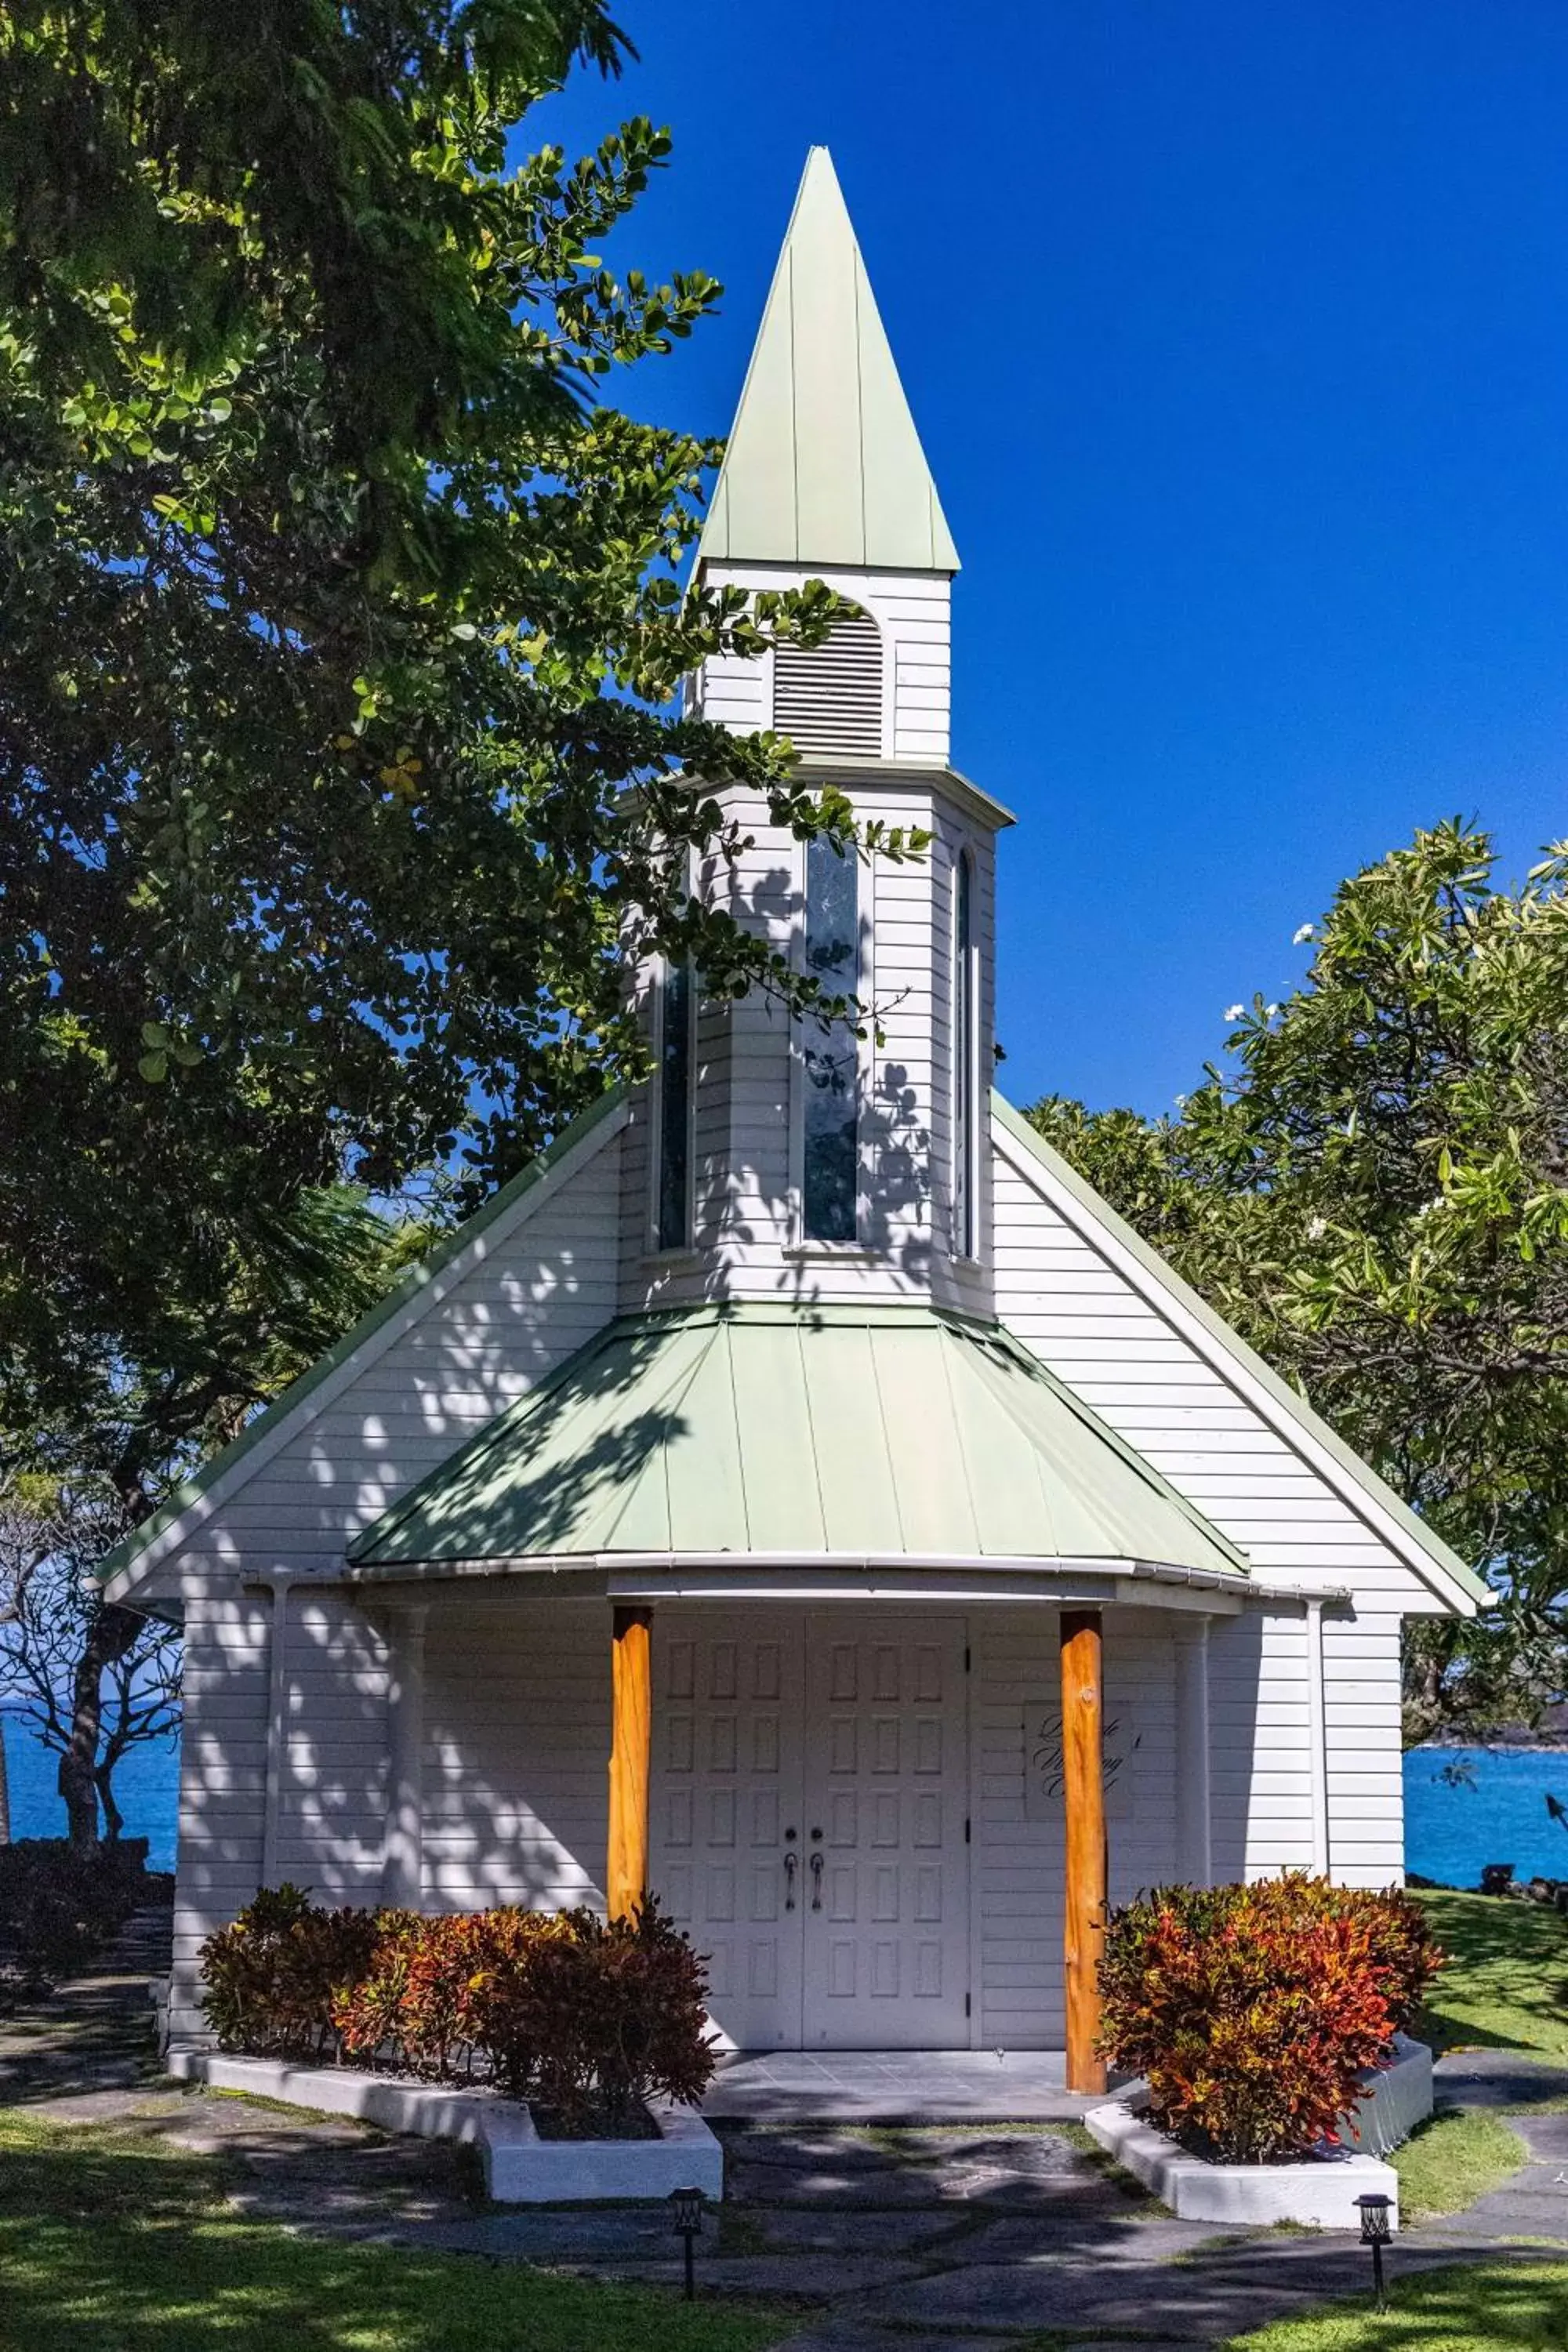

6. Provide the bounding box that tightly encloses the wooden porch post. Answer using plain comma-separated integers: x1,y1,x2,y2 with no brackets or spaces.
607,1606,653,1919
1060,1607,1108,2096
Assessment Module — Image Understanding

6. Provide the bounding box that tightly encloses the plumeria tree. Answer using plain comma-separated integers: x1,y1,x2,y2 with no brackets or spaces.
1029,821,1568,1742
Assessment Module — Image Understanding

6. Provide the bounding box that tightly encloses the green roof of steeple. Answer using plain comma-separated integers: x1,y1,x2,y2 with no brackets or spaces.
699,147,960,575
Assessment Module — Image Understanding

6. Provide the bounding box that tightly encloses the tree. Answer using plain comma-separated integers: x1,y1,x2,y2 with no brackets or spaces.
2,2,909,1437
1,6,916,1826
0,1472,180,1845
1027,822,1568,1744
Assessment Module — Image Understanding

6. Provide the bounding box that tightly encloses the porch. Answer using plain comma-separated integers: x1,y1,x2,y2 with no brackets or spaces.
309,1301,1323,2092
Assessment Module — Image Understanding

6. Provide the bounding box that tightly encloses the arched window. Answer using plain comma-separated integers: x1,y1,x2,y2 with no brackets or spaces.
953,851,978,1259
655,959,693,1252
772,607,884,756
801,835,860,1242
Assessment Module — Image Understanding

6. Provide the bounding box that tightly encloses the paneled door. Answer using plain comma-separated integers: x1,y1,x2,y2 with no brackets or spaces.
652,1615,805,2049
801,1617,970,2048
651,1611,970,2049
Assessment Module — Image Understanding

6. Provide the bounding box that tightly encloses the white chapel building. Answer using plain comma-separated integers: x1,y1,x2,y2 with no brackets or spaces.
104,150,1482,2082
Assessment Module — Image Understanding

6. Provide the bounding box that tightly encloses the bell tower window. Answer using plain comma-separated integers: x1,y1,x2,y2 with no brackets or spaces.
773,607,884,756
655,959,694,1253
801,836,860,1242
953,850,978,1260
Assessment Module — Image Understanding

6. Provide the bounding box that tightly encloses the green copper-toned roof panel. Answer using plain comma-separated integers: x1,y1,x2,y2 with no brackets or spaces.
699,148,960,573
349,1303,1247,1577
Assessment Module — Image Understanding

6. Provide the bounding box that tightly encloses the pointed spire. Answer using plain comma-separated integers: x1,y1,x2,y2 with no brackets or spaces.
699,148,959,574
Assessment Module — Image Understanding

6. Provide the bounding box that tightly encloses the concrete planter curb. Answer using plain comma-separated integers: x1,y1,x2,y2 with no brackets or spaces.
165,2049,724,2205
1085,2037,1432,2232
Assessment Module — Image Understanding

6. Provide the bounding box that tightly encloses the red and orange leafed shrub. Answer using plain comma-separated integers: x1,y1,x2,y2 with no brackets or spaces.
200,1891,716,2121
1097,1875,1443,2163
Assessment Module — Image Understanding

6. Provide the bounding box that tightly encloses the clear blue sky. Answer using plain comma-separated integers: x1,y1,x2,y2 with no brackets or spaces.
539,2,1568,1115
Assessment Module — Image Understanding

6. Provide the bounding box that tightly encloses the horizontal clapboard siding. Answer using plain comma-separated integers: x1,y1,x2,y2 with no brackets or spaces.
419,1596,608,1911
975,1606,1180,2047
991,1117,1410,1889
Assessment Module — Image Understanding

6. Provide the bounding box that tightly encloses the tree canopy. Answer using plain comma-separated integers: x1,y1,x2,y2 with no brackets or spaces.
1,1,901,1460
1028,821,1568,1742
0,2,916,1832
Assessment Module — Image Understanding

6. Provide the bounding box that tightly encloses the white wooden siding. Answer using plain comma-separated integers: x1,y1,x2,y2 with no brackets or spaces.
167,1133,623,1575
419,1595,608,1912
991,1124,1410,1889
169,1588,271,2041
164,1124,625,2006
975,1606,1179,2048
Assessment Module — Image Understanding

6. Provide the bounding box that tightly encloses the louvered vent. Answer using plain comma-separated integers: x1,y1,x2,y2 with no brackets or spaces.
772,608,884,755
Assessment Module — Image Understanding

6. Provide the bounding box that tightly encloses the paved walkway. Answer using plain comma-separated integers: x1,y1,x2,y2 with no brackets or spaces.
706,2046,1090,2123
4,1931,1566,2350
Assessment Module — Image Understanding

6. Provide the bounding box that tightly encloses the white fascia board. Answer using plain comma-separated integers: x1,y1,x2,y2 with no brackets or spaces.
991,1108,1479,1619
102,1098,630,1599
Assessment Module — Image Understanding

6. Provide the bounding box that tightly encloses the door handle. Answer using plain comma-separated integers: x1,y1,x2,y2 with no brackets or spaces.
809,1850,824,1911
783,1851,797,1911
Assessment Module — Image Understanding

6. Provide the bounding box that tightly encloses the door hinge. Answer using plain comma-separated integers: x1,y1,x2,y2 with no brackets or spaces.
964,1992,971,2017
964,1816,971,1843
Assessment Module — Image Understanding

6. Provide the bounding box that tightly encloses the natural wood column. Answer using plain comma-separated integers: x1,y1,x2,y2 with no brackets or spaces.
1060,1607,1108,2096
607,1605,653,1919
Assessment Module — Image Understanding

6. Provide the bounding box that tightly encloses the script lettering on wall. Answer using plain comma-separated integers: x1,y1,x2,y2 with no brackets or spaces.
1023,1706,1142,1825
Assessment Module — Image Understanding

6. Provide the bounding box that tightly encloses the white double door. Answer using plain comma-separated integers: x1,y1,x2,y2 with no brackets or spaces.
652,1611,970,2049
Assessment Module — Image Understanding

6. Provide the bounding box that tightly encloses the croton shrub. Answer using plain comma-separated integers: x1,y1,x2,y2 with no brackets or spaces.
199,1888,715,2128
1097,1875,1443,2163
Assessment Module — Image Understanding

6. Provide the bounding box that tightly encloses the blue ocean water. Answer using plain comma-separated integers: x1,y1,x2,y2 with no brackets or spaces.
2,1711,179,1871
1403,1744,1568,1890
2,1715,1564,1893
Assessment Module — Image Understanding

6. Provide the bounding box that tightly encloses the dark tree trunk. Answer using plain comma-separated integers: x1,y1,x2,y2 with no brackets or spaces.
58,1602,143,1849
93,1759,124,1842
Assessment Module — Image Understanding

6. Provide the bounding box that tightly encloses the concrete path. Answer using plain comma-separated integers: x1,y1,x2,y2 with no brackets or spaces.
706,2046,1091,2124
5,1937,1566,2350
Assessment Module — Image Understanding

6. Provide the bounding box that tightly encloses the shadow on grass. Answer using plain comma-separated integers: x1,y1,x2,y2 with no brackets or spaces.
1413,1890,1568,2058
0,2113,779,2352
1212,2256,1568,2350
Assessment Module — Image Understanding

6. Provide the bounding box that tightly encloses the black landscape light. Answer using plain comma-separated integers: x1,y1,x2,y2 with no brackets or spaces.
1356,2190,1393,2309
670,2184,706,2299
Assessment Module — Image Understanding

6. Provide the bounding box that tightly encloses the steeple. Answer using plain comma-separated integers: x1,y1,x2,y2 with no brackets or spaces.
699,147,959,575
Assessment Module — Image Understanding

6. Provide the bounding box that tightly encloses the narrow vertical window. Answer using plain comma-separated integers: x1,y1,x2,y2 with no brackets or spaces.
656,959,692,1252
953,851,977,1259
802,836,859,1243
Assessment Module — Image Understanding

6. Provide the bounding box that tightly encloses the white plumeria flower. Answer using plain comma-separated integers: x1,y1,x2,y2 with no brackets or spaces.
1223,1004,1245,1022
1294,923,1316,945
1266,1004,1279,1018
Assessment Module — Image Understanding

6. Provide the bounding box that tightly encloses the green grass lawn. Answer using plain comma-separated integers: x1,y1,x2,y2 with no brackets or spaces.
0,2111,783,2352
1220,2261,1568,2351
1389,2108,1528,2220
1413,1889,1568,2060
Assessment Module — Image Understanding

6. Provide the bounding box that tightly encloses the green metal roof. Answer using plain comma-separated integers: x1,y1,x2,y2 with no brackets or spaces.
698,147,960,575
348,1303,1247,1577
993,1094,1488,1610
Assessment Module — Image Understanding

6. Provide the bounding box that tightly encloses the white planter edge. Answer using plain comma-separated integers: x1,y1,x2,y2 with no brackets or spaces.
165,2049,724,2204
1084,2036,1432,2233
